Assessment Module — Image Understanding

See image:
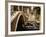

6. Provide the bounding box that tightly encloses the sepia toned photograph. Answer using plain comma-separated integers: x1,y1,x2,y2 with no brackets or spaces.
11,6,40,31
8,2,44,35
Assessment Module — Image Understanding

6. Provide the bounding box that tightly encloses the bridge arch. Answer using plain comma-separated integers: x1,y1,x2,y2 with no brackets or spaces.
16,14,24,31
